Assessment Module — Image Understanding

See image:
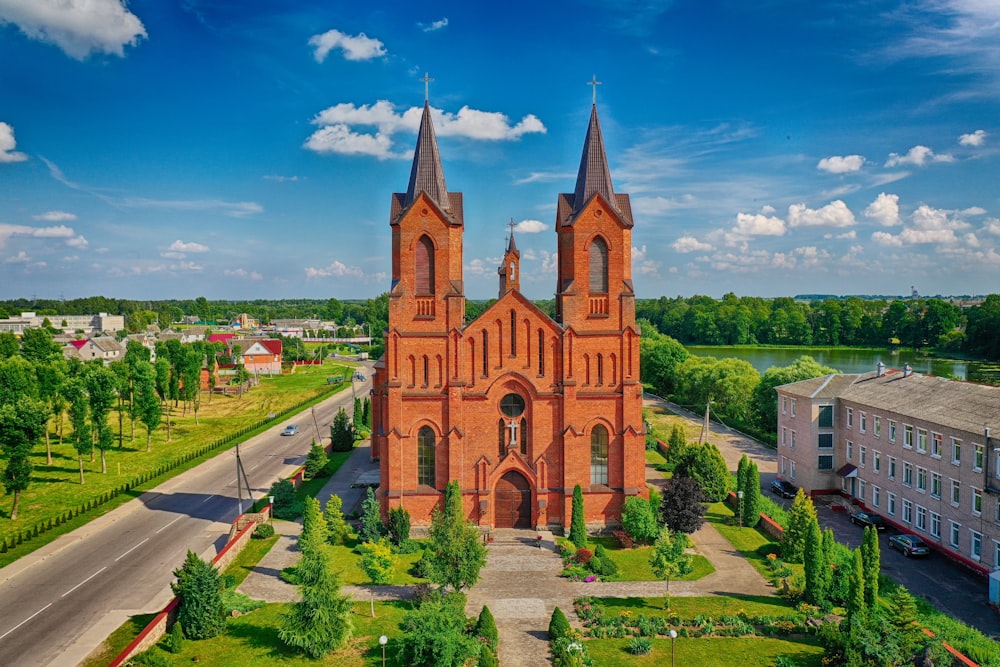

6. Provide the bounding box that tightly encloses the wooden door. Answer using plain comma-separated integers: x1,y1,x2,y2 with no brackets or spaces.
495,471,531,528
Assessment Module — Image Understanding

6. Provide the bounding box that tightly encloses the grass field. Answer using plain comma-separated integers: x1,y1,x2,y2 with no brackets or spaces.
585,635,824,666
0,360,356,567
589,535,715,582
595,594,799,619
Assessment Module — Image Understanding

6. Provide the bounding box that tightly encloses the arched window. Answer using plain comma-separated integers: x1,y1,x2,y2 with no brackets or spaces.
417,426,435,487
510,310,517,357
589,236,608,293
520,417,528,455
498,419,506,457
415,235,435,295
596,353,604,385
482,330,489,376
422,355,429,386
537,329,545,376
591,425,608,485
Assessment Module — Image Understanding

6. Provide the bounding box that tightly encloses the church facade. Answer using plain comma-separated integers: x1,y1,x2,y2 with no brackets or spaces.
370,99,646,531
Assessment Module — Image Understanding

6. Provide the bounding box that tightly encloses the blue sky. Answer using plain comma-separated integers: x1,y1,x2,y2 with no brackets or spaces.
1,0,998,302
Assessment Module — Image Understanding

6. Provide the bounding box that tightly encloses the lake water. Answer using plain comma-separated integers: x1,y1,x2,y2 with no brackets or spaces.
685,346,1000,384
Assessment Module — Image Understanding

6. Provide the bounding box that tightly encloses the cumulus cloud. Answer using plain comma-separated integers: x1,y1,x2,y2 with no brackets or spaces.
65,235,88,248
308,29,386,62
305,260,386,282
884,145,954,167
32,210,76,221
672,236,713,253
4,250,30,263
864,192,902,227
419,17,448,32
959,130,987,147
817,154,865,174
0,0,146,59
726,211,787,244
872,203,975,246
0,222,82,248
224,268,263,281
788,200,856,228
0,122,27,163
515,219,547,233
168,239,209,253
305,100,546,159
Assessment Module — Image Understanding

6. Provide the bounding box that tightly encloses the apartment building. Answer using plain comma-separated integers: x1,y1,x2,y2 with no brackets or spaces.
777,365,1000,574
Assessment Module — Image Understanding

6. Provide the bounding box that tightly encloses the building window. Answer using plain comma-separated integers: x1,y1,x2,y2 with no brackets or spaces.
498,419,506,457
973,487,983,516
996,499,1000,524
888,420,897,443
950,521,961,548
790,399,796,417
873,450,881,474
902,499,912,524
860,446,867,468
917,428,927,454
519,417,528,455
930,512,941,539
818,455,834,471
847,407,853,428
858,479,867,501
916,466,927,493
951,438,961,466
790,460,796,480
415,235,435,295
972,531,983,561
780,456,787,476
781,395,787,415
818,433,833,449
888,456,896,480
904,424,913,449
874,416,881,438
887,492,896,516
902,462,913,487
931,472,942,499
872,486,881,508
781,427,787,447
847,440,854,460
860,412,867,433
417,426,435,487
510,311,517,356
931,433,943,458
916,505,927,532
589,236,609,293
482,331,489,376
790,431,796,450
974,444,984,472
951,479,961,506
590,425,609,485
818,405,833,428
538,330,545,376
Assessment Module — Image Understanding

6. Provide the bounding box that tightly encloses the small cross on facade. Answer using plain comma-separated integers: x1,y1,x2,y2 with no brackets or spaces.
587,74,602,104
421,72,434,102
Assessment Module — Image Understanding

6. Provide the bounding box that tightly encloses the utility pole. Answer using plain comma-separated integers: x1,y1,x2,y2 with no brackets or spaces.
699,398,712,444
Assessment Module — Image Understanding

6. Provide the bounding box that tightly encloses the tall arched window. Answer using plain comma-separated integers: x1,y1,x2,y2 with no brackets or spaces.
498,419,506,457
510,310,517,357
537,329,545,376
417,426,435,487
591,425,609,485
589,236,608,293
520,417,528,455
415,235,435,295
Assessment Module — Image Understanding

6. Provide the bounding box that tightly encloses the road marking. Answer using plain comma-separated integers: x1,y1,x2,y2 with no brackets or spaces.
201,494,216,504
0,603,52,641
155,516,182,534
61,567,107,598
115,538,149,562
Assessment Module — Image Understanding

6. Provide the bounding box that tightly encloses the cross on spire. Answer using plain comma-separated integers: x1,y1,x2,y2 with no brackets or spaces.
587,74,602,104
508,218,516,237
420,72,434,103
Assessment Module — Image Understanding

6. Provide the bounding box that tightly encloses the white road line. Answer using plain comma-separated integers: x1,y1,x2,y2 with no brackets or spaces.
61,567,107,598
201,494,216,504
115,538,149,562
0,603,52,641
155,516,182,534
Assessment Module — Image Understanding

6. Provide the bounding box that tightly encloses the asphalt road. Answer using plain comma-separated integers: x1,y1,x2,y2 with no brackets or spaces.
0,371,370,667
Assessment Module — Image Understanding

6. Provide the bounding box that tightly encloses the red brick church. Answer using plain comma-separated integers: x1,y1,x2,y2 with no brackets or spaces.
371,96,645,531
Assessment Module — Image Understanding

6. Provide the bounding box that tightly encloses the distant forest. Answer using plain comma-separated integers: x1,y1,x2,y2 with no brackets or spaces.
3,292,999,361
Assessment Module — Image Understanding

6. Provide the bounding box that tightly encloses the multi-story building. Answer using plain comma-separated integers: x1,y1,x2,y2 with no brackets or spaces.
0,312,124,335
777,364,1000,574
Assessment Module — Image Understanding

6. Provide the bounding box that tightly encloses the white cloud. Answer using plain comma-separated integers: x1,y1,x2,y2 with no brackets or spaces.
303,124,397,159
884,145,955,167
308,29,386,63
0,0,146,59
788,200,856,228
0,222,80,248
262,174,300,182
224,268,263,281
959,129,987,147
66,235,88,248
672,236,713,253
32,210,76,221
304,260,386,282
419,17,448,32
168,240,209,253
871,203,975,246
983,218,1000,235
864,192,902,227
817,154,865,174
515,219,547,234
4,250,30,263
119,197,263,217
0,122,27,163
725,211,787,245
632,194,696,217
513,171,573,185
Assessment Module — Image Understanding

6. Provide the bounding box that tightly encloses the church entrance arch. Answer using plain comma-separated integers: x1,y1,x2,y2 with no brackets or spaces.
494,470,532,528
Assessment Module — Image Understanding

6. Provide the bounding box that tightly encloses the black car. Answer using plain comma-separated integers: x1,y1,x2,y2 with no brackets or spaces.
849,510,887,530
889,534,930,557
770,479,797,498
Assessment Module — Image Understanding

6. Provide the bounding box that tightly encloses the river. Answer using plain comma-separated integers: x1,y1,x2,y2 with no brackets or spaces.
684,346,1000,384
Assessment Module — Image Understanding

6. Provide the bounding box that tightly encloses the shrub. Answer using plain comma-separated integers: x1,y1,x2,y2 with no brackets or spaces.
303,440,328,478
549,606,572,641
612,529,634,549
253,522,275,539
221,589,266,615
621,496,659,544
269,479,298,520
476,605,499,653
164,621,183,654
628,637,653,655
569,485,587,549
478,644,499,667
126,648,172,667
573,548,593,565
387,506,411,547
588,555,618,578
170,550,225,640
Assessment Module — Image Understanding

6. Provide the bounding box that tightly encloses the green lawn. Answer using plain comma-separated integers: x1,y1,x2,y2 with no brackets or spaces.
595,594,799,619
705,502,803,585
586,636,824,666
590,536,715,582
326,538,427,586
222,533,281,586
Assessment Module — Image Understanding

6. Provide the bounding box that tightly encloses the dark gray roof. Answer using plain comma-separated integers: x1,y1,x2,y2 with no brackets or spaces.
404,102,449,210
777,373,858,399
559,105,633,226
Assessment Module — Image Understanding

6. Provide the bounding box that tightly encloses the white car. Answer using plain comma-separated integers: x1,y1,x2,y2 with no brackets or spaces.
281,424,299,436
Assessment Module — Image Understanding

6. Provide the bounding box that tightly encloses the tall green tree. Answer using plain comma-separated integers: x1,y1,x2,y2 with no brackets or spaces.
324,494,350,546
134,361,161,451
0,354,38,406
19,327,61,363
649,526,693,607
84,365,118,474
861,526,880,609
675,443,730,502
280,545,353,658
0,332,18,358
154,357,172,441
752,356,839,432
741,459,762,528
330,406,353,452
34,359,66,464
620,495,659,544
65,377,91,484
357,538,396,617
426,480,487,592
358,486,384,543
846,548,866,627
569,484,587,548
0,397,49,519
803,517,825,606
782,488,817,563
299,497,328,556
666,423,689,465
171,550,226,640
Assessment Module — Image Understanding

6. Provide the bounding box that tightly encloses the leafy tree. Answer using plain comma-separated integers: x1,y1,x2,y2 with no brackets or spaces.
34,359,66,464
387,506,411,547
399,594,478,667
674,443,730,502
0,332,18,358
269,478,297,520
357,538,396,617
658,476,706,534
569,484,587,549
649,526,693,607
0,397,49,519
304,440,328,478
65,377,91,484
84,365,118,474
803,517,825,606
154,357,172,441
426,481,487,592
638,325,689,396
171,550,225,640
19,327,61,363
358,486,385,543
324,494,350,546
666,423,688,465
330,406,353,452
279,534,353,657
0,354,38,406
133,361,161,451
861,525,880,609
782,488,817,563
620,495,659,544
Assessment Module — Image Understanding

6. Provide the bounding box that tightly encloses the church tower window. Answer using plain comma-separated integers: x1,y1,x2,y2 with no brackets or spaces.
415,235,435,295
417,426,435,487
589,236,608,293
591,425,609,485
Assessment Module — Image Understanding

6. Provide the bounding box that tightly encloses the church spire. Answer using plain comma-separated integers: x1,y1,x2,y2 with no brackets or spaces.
404,100,450,210
571,104,615,216
498,218,521,296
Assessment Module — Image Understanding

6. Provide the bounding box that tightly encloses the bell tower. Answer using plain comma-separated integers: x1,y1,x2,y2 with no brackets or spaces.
498,219,521,297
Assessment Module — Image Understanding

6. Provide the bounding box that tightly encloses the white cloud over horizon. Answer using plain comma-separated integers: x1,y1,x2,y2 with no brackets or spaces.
0,0,146,60
817,154,865,174
309,29,386,62
885,145,955,167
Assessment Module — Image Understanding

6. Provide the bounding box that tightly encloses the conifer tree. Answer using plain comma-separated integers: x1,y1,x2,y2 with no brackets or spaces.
861,525,880,609
358,486,384,543
887,587,922,655
667,423,688,464
299,497,328,556
171,550,226,640
782,488,817,563
846,548,866,627
475,605,499,654
803,517,825,605
324,494,350,546
735,455,749,524
821,527,836,604
742,459,762,528
426,480,487,591
280,537,353,657
569,484,587,548
330,406,353,451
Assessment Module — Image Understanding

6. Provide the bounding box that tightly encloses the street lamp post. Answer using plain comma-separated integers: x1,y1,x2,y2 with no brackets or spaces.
737,490,744,529
379,635,388,667
669,629,677,667
269,495,275,522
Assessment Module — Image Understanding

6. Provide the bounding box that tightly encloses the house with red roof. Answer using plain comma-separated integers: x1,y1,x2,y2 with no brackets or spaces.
232,338,282,376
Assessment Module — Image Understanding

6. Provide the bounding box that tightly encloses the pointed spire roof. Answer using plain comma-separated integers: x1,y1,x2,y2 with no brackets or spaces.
572,104,615,215
505,218,519,256
405,102,449,210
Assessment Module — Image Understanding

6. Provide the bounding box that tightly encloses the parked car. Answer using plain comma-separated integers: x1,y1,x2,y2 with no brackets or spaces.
353,372,366,381
889,534,930,557
281,424,299,436
849,510,887,530
770,479,797,498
